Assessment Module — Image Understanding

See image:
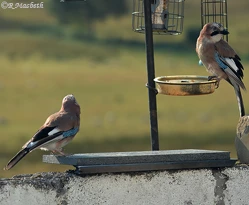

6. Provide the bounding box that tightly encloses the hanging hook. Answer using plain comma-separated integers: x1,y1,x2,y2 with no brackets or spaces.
146,83,158,94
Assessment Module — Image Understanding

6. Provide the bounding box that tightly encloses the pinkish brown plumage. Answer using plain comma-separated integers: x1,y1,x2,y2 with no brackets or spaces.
196,22,246,117
4,94,80,170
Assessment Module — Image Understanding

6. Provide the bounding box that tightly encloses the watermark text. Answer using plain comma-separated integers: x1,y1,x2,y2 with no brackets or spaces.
1,1,44,9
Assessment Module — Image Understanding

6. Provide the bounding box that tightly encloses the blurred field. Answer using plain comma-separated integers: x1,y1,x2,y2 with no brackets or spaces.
0,0,249,178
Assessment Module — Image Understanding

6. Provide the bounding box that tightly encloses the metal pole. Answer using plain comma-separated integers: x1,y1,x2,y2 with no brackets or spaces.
143,0,159,151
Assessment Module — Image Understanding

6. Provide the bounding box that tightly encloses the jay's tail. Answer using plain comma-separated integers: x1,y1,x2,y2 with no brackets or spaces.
226,77,245,117
234,86,245,117
4,148,30,170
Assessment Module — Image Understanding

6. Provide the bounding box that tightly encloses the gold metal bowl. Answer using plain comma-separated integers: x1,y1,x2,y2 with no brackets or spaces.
154,75,218,96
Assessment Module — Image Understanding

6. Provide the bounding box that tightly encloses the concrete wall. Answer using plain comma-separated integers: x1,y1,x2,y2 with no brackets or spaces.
1,166,249,205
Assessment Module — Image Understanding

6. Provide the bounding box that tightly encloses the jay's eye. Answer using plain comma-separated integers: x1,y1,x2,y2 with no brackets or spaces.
211,31,220,36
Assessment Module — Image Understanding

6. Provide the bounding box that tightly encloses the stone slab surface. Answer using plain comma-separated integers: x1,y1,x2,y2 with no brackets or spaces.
75,160,236,174
43,149,236,173
43,149,231,165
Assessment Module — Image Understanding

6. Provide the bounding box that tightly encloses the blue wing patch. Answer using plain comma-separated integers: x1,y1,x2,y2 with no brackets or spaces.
198,60,203,66
214,52,228,70
63,128,79,137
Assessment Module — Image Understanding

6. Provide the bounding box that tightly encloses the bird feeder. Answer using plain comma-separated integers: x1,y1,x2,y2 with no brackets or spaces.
154,0,229,95
132,0,185,35
154,75,218,96
131,0,231,151
201,0,228,41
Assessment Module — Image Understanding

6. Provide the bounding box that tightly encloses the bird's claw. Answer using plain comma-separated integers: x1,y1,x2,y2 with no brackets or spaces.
64,153,74,156
50,150,68,156
208,75,218,81
54,150,73,156
58,151,73,156
208,76,219,89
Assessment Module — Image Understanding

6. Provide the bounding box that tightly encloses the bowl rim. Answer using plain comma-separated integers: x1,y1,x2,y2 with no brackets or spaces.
154,75,217,85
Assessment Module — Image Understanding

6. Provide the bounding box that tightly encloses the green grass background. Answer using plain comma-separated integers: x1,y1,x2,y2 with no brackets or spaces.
0,0,249,178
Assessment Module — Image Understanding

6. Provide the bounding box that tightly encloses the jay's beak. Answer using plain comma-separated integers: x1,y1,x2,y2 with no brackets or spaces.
210,29,229,36
220,30,229,35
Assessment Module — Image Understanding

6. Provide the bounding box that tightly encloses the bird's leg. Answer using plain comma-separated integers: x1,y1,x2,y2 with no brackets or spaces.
55,149,66,156
55,149,73,156
208,76,220,89
49,149,66,156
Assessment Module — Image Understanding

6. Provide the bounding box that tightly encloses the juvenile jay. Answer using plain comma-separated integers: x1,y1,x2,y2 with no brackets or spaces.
4,94,80,170
196,22,246,117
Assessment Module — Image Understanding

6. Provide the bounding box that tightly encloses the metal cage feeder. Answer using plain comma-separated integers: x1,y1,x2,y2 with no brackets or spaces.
201,0,228,41
132,0,185,35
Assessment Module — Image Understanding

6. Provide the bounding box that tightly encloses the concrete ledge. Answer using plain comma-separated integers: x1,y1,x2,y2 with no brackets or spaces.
1,166,249,205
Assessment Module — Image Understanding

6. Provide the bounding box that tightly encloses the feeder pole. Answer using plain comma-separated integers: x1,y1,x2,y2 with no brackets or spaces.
143,0,159,151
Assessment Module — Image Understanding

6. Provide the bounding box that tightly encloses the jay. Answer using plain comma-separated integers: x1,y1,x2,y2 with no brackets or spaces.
196,22,246,117
4,94,80,170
